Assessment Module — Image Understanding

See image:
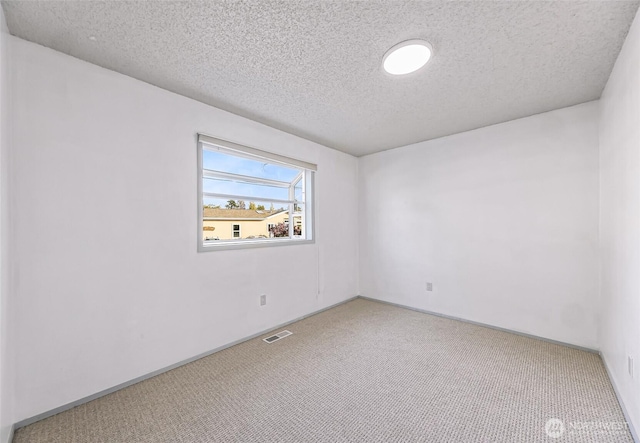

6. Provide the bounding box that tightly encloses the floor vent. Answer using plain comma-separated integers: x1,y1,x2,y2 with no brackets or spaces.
263,330,293,343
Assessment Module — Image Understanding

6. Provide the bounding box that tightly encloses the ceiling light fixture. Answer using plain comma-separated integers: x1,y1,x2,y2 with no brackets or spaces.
383,40,433,76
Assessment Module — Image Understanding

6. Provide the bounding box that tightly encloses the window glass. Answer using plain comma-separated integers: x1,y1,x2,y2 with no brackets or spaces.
199,138,314,250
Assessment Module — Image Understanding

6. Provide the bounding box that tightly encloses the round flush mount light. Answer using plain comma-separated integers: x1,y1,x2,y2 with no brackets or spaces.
382,40,433,75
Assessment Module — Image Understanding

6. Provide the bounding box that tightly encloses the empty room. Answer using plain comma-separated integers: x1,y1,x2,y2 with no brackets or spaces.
0,1,639,442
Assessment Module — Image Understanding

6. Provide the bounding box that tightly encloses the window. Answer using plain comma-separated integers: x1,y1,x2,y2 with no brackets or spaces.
198,134,315,250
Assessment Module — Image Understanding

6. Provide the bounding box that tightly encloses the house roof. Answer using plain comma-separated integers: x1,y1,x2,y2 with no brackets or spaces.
203,208,287,220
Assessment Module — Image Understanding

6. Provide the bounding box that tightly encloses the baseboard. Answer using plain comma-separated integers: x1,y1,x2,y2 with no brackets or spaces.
14,295,627,442
1,424,14,443
601,353,639,443
357,296,599,354
358,296,640,440
13,295,358,431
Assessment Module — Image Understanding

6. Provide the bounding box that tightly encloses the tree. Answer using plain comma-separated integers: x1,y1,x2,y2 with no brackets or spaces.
269,222,289,238
225,200,238,209
269,203,275,211
249,202,256,210
237,200,246,210
256,204,265,210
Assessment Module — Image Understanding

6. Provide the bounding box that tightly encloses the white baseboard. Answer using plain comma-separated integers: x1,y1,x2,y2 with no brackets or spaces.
11,295,636,443
601,354,639,443
0,424,14,443
360,295,637,442
13,296,359,431
358,296,598,353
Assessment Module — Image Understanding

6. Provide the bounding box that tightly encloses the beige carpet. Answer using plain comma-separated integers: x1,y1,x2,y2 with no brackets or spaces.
14,298,632,442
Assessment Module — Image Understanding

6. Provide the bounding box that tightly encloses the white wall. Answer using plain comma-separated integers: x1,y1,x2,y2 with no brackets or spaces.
359,102,600,349
9,38,359,422
0,6,13,443
7,9,639,432
599,8,640,433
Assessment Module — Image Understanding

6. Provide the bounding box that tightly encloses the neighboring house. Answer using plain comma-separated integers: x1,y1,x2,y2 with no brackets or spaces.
202,208,302,240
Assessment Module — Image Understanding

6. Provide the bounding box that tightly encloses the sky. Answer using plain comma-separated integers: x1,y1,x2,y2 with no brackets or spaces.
202,149,303,209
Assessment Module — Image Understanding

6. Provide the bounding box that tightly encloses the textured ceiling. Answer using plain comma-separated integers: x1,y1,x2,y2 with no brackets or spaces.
2,1,639,156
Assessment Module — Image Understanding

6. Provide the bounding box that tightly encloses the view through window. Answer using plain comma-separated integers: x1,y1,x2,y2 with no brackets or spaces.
198,135,315,250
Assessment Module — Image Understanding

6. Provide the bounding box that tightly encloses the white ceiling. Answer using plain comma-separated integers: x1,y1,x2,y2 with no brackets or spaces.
2,1,639,156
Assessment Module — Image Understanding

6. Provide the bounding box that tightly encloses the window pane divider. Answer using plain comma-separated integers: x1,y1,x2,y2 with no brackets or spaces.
203,169,291,188
288,184,295,238
291,171,303,185
203,192,297,205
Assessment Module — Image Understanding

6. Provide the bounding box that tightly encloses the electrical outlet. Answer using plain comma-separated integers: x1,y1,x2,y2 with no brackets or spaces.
629,356,634,378
260,294,267,306
426,282,433,292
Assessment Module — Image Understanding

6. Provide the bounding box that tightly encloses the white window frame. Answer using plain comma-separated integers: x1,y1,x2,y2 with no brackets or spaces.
198,134,316,251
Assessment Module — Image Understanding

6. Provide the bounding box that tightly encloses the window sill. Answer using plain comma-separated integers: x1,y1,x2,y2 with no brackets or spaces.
198,238,315,252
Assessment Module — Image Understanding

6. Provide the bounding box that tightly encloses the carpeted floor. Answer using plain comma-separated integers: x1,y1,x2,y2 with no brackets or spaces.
14,298,632,442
